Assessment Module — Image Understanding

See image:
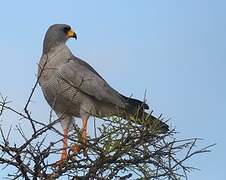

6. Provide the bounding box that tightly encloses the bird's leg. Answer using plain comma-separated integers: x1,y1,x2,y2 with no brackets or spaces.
61,128,68,160
82,117,88,156
53,128,68,166
71,117,88,155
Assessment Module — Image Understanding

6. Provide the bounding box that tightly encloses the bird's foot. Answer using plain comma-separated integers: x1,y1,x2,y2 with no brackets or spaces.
71,144,81,154
52,158,66,167
71,144,88,157
71,144,88,156
52,151,68,167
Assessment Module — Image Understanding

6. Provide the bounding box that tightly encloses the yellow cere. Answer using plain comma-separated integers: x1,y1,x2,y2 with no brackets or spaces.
67,29,75,37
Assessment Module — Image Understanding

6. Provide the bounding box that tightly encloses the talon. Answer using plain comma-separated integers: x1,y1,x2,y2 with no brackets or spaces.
71,144,81,154
52,151,67,167
52,158,67,167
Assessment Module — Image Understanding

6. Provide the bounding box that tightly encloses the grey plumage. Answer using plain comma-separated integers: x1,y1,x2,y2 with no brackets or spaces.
38,24,169,132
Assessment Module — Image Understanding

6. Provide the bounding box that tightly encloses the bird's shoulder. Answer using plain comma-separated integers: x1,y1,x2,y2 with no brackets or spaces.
68,55,104,80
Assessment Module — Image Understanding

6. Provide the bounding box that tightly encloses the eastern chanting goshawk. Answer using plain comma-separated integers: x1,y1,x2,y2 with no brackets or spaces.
38,24,169,164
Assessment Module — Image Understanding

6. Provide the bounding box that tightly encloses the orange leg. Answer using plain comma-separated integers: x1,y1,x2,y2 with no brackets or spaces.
53,128,68,166
82,117,88,156
61,128,68,160
71,117,88,155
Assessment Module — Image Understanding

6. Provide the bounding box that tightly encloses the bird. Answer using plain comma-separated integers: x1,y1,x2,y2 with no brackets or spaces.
38,24,169,164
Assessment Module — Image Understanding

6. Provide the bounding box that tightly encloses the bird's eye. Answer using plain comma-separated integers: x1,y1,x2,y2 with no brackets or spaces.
63,26,71,33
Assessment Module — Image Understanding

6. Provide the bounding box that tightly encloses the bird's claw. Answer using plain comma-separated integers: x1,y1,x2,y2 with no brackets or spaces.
52,157,67,167
71,144,81,154
71,144,88,157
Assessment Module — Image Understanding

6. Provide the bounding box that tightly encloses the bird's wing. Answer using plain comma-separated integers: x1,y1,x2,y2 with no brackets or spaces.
58,55,126,108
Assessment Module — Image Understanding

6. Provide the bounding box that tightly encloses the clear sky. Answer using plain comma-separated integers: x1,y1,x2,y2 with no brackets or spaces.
0,0,225,179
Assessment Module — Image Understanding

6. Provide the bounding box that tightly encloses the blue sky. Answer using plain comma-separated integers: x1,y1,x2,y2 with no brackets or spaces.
0,0,225,179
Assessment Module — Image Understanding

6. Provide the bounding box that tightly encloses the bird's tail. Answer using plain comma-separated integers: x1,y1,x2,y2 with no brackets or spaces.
121,95,169,134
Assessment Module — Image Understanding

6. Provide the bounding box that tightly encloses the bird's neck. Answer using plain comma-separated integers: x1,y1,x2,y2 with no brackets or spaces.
38,44,71,83
43,40,63,54
41,44,71,66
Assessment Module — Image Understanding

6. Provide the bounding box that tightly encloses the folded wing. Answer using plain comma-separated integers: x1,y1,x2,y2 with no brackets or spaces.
58,55,126,108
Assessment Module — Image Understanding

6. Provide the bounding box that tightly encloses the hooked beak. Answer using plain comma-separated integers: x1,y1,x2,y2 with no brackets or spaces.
67,29,77,39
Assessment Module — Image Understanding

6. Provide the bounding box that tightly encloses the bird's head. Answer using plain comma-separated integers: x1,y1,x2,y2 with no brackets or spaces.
43,24,77,54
